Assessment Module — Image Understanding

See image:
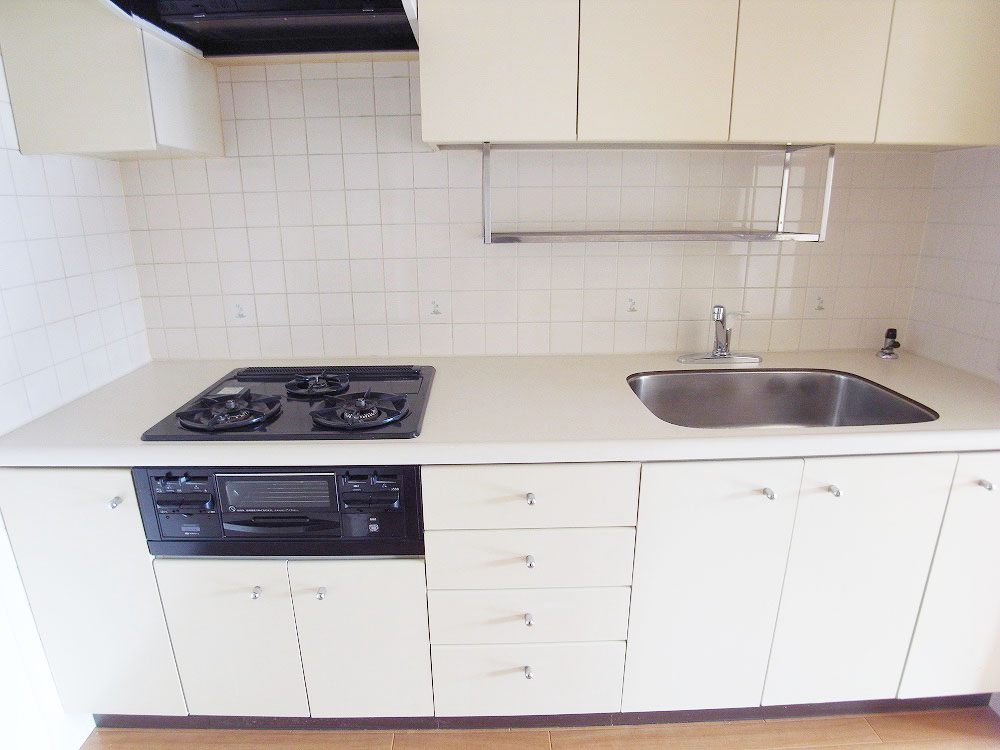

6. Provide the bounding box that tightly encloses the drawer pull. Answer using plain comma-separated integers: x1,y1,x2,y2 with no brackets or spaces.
828,485,843,498
524,612,535,627
108,496,123,510
525,554,536,569
526,492,537,506
979,479,995,491
762,487,776,500
250,586,262,600
524,666,534,680
316,587,327,601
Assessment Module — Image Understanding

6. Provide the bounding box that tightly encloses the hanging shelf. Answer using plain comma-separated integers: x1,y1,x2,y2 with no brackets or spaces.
479,142,835,244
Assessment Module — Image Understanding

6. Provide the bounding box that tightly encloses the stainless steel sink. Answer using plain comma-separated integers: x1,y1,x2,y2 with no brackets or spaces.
627,369,938,428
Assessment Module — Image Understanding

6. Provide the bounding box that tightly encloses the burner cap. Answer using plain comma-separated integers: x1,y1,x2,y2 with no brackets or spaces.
285,372,350,399
310,391,409,431
177,389,282,432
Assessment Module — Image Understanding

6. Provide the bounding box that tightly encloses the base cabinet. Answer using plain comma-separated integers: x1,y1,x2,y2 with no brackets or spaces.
898,452,1000,698
289,559,434,718
623,459,803,711
155,559,310,717
0,468,186,715
431,642,626,716
762,454,957,705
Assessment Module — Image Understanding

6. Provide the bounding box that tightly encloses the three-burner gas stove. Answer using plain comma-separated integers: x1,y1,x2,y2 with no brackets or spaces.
141,365,434,441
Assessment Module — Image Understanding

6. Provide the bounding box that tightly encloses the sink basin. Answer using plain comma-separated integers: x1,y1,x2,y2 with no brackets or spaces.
627,368,938,428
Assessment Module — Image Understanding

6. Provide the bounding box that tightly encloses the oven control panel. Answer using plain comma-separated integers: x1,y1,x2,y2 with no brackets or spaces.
132,466,423,556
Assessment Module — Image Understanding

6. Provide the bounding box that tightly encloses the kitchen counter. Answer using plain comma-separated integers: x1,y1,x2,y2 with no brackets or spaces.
1,351,999,467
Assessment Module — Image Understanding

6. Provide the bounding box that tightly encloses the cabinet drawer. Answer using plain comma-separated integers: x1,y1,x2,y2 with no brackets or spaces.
431,642,626,716
428,587,631,644
422,463,640,529
425,528,636,589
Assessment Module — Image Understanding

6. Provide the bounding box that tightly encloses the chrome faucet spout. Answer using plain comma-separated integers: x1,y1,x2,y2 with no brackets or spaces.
712,305,730,356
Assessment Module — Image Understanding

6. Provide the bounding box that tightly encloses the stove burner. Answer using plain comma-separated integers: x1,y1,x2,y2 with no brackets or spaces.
285,372,350,399
176,389,282,432
310,391,409,431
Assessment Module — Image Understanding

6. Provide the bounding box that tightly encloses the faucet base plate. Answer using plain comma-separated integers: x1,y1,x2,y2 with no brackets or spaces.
677,353,762,364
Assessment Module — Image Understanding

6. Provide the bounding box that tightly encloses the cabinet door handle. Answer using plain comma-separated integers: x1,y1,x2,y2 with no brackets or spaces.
250,586,262,600
524,612,535,627
525,554,536,569
979,479,995,491
108,496,123,510
828,485,843,497
316,587,327,601
762,487,776,500
524,666,534,680
526,492,536,506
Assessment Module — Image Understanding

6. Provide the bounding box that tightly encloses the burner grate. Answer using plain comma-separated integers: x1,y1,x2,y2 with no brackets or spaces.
237,365,421,382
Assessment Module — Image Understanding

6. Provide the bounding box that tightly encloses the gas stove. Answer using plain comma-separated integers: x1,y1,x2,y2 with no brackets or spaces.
141,365,434,441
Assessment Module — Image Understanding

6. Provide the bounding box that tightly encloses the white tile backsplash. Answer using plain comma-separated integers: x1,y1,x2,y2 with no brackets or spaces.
129,59,930,358
909,146,1000,382
0,51,148,436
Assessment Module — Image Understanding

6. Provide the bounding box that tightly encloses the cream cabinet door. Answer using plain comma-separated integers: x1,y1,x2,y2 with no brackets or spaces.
418,0,579,143
425,528,636,589
0,469,186,715
288,559,433,718
877,0,1000,144
422,463,639,530
623,459,803,711
155,559,309,717
762,453,957,705
899,452,1000,698
431,642,626,716
577,0,737,142
730,0,893,143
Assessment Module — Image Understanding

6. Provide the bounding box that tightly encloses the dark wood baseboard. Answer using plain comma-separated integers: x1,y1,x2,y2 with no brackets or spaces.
95,693,992,731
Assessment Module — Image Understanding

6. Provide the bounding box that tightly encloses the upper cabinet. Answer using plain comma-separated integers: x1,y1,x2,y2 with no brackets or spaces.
0,0,223,157
418,0,579,143
419,0,999,146
877,0,1000,145
577,0,737,142
730,0,893,143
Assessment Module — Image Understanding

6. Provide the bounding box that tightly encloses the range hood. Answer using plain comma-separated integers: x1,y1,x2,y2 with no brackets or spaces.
112,1,417,56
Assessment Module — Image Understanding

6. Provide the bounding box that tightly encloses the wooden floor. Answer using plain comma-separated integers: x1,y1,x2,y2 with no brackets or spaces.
81,708,1000,749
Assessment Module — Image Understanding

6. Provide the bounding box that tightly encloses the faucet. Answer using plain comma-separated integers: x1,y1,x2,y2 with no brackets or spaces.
678,304,760,364
878,328,901,359
712,305,731,357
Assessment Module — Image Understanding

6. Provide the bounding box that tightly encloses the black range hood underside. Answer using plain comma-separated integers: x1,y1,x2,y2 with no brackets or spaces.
116,1,417,56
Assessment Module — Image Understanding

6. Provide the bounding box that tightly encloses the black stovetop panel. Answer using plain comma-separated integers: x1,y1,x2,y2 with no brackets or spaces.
141,365,433,441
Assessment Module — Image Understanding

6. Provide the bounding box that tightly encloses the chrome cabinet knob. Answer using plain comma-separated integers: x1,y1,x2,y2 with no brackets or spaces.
828,485,843,497
979,479,995,491
526,492,536,506
525,554,536,569
524,666,534,680
524,612,535,627
762,487,776,500
316,587,327,601
250,586,262,600
108,496,123,510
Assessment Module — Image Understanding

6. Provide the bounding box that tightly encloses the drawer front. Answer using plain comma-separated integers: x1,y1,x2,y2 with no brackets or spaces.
431,642,626,716
425,528,636,589
428,587,631,644
422,463,640,529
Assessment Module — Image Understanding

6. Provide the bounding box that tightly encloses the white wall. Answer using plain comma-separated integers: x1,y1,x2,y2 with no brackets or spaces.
909,147,1000,383
126,59,933,359
0,51,149,436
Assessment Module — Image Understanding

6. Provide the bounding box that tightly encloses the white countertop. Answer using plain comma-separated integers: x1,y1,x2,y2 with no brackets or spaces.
1,351,999,467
